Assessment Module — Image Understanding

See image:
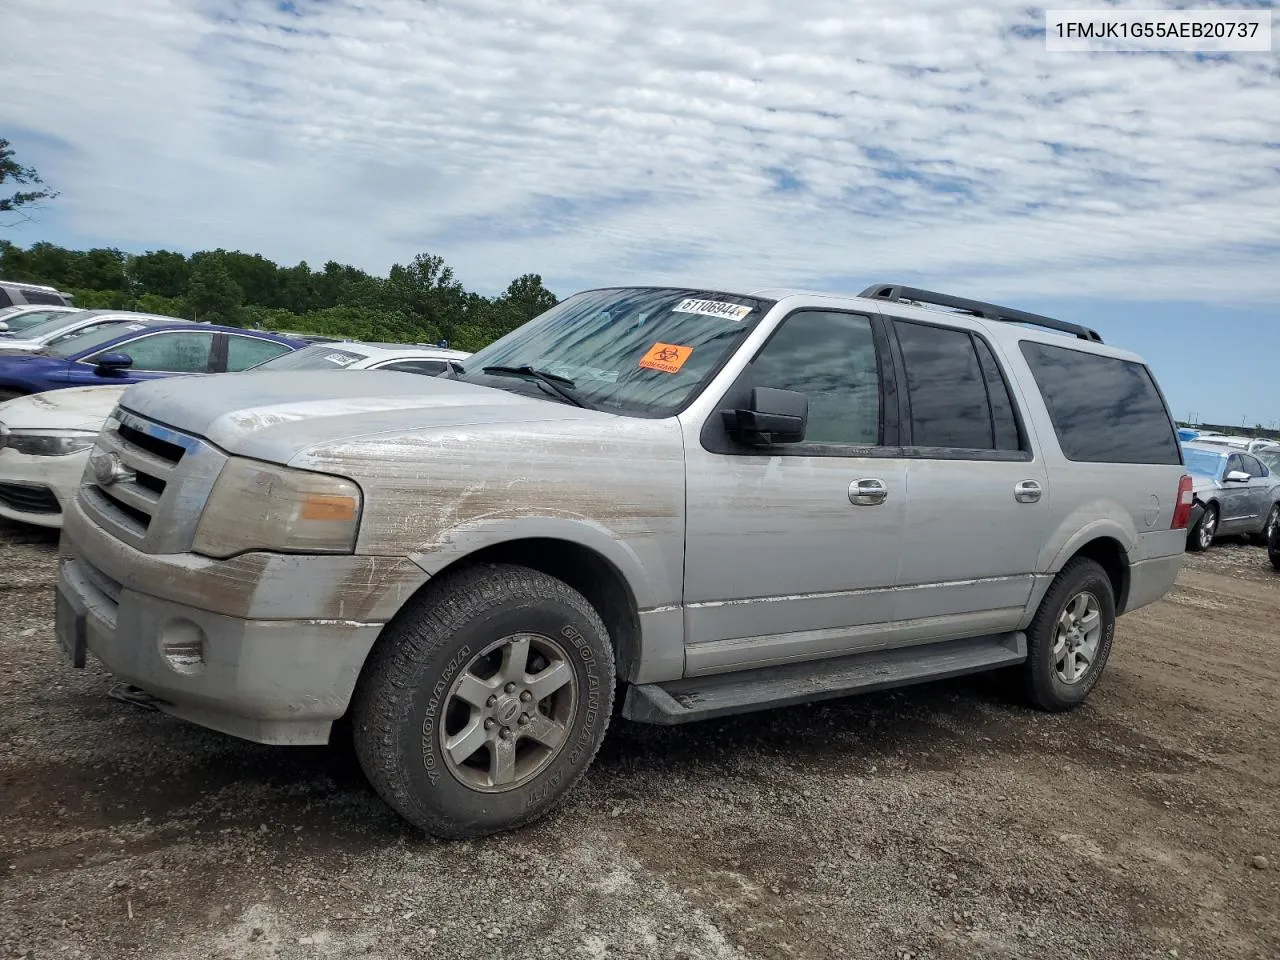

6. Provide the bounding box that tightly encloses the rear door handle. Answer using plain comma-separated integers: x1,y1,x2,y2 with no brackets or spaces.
849,478,888,506
1014,480,1042,504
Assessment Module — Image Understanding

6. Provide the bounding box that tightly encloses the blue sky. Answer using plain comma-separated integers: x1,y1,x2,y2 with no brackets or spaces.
3,0,1278,425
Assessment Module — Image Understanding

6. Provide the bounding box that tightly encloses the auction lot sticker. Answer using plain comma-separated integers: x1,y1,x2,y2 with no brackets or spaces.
640,343,694,374
673,298,752,321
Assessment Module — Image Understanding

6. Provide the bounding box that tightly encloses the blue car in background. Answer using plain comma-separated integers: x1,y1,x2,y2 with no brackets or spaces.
0,319,308,400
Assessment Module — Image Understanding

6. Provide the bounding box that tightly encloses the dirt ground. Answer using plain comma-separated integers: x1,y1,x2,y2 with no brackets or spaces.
1,519,1277,960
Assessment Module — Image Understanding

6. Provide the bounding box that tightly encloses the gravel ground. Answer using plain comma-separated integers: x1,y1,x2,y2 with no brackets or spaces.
2,520,1278,960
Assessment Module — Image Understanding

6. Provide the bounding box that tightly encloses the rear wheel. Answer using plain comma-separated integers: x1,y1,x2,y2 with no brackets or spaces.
1250,503,1279,547
352,564,615,839
1023,558,1116,711
1269,518,1280,571
1186,503,1217,552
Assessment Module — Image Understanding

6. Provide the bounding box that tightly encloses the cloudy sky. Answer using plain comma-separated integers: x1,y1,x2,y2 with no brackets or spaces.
4,0,1278,424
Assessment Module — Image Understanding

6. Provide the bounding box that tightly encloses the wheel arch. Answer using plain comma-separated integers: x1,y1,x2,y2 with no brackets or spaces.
371,536,649,685
1068,536,1131,614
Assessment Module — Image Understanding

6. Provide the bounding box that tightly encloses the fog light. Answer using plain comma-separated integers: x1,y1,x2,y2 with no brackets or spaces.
159,620,205,674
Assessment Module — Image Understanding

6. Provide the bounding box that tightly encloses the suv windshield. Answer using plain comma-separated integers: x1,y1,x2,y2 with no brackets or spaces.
3,309,82,336
457,287,770,417
250,344,372,370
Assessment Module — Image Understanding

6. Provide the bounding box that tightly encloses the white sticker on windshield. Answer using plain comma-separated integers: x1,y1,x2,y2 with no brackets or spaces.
673,298,752,321
126,323,145,330
324,352,360,367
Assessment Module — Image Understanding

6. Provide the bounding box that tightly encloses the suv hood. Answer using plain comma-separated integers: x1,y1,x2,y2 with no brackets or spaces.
119,370,597,463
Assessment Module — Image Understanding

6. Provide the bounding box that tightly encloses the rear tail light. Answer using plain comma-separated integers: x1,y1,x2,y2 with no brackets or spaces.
1172,474,1194,529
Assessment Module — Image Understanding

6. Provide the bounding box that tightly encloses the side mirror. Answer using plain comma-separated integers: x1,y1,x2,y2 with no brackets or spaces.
1224,470,1250,483
94,352,134,375
722,387,808,445
0,321,9,333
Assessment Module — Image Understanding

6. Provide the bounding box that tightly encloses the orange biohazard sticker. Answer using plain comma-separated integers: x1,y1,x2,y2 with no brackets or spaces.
639,342,693,374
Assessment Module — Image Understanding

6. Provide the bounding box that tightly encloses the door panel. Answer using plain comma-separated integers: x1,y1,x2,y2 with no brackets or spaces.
681,308,907,674
891,319,1047,629
1219,455,1252,530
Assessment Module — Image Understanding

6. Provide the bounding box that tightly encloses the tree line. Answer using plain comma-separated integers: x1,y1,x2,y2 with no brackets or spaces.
0,240,560,351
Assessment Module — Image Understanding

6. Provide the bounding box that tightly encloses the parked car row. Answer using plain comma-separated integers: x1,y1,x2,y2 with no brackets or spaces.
1179,440,1280,552
0,331,469,528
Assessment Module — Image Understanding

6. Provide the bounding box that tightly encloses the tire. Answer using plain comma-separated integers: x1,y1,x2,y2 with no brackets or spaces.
1251,503,1280,547
1269,520,1280,571
1023,558,1116,712
352,563,615,839
1186,503,1217,552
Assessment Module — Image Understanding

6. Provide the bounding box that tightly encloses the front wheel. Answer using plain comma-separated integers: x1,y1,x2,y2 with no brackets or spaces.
352,563,615,839
1023,558,1116,711
1186,503,1217,552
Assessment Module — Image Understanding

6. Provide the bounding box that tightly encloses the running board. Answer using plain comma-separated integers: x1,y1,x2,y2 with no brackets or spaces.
622,632,1027,725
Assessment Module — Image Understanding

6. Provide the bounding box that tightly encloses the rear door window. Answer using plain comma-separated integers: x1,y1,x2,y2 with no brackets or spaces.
1019,341,1181,464
894,320,1018,451
226,335,293,371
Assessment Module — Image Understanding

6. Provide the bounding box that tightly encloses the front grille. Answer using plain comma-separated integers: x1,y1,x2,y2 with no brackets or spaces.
118,422,185,465
77,409,226,554
0,481,60,515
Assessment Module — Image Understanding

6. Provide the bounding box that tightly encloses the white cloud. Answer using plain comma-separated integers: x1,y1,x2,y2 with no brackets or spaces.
3,0,1278,302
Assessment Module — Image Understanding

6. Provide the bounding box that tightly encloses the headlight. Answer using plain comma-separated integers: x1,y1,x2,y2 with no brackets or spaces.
0,427,98,457
192,457,363,558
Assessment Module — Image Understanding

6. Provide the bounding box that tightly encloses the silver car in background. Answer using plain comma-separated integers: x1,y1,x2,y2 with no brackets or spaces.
1181,442,1280,551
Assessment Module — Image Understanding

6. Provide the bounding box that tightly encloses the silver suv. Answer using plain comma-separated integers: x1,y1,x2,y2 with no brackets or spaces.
0,280,74,308
55,283,1191,837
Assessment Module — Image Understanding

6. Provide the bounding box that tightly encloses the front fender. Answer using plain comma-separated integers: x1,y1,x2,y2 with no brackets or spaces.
405,511,674,612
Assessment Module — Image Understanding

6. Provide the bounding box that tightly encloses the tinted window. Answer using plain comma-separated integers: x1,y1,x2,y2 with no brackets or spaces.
378,359,449,376
895,321,992,449
227,335,292,371
1239,454,1266,478
20,290,66,305
748,311,880,445
107,332,214,372
0,289,12,308
973,337,1021,450
1020,341,1180,464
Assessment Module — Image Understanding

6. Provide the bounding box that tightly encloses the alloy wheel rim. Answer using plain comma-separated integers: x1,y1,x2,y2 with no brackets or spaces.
439,632,578,793
1053,591,1102,686
1200,513,1216,548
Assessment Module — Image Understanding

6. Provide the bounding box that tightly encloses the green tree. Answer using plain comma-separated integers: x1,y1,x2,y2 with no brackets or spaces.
71,247,129,291
0,138,58,223
130,250,190,298
186,257,243,323
383,252,469,342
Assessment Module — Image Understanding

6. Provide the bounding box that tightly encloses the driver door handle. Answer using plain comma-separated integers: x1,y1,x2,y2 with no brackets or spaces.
1015,480,1043,504
849,478,888,506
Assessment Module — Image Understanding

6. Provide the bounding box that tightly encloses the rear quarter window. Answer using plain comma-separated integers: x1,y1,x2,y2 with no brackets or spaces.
1019,341,1181,465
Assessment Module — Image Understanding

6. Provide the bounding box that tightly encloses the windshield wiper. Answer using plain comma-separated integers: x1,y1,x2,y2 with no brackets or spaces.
481,365,593,409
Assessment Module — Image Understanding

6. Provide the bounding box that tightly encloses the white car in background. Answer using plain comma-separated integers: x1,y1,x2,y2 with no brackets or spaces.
0,304,80,335
0,309,193,355
0,341,470,528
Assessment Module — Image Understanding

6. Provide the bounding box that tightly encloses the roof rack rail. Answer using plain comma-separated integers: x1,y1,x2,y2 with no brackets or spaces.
0,279,64,293
858,283,1103,343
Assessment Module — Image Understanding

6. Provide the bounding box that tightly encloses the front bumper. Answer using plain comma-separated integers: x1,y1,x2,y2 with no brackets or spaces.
0,446,89,528
56,496,430,745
